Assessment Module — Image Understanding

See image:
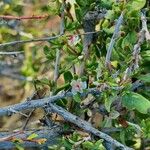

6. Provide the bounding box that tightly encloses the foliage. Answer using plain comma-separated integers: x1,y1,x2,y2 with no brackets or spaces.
0,0,150,149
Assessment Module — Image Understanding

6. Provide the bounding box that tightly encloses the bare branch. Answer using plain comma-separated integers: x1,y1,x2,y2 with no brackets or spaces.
8,108,28,117
54,49,61,82
0,30,102,48
0,34,61,47
105,12,124,67
0,14,49,20
48,103,133,150
53,0,65,82
0,88,101,117
0,51,24,55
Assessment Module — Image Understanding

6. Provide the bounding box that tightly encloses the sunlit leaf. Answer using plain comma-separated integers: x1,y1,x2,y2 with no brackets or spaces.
73,93,81,103
27,133,38,140
126,0,146,11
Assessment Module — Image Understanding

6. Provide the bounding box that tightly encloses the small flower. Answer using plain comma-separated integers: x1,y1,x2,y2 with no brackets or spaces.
71,79,87,95
68,35,80,46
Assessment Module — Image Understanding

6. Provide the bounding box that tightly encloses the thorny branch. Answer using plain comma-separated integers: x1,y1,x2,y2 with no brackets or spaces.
141,11,150,41
123,12,147,81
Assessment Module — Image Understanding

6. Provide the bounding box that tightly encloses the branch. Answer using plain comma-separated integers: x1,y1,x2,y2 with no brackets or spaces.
53,0,65,82
141,11,150,41
54,49,61,82
0,127,62,149
0,88,101,117
0,71,31,81
0,30,102,48
0,34,61,47
105,12,124,67
0,14,49,20
122,12,146,81
48,103,133,150
0,51,24,55
79,10,106,75
0,81,139,117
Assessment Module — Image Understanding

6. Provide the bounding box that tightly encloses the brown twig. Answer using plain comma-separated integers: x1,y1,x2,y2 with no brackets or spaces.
0,14,49,20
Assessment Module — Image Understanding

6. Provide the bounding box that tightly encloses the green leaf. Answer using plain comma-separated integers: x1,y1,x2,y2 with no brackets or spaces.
104,93,116,112
82,141,94,149
39,78,50,85
64,71,73,83
74,4,83,22
14,143,24,150
138,74,150,83
121,32,137,50
122,92,150,114
75,0,86,7
73,93,81,103
105,10,115,21
43,45,50,55
55,83,70,94
94,140,104,149
126,0,146,11
27,133,38,140
120,130,126,145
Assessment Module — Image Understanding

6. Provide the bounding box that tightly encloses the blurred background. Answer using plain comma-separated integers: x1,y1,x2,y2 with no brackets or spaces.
0,0,61,130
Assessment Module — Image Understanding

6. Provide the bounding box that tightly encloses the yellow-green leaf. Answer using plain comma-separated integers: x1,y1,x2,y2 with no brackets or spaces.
126,0,146,11
27,133,38,140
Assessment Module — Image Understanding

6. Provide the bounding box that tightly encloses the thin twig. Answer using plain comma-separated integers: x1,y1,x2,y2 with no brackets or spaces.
0,7,104,48
22,109,35,130
54,49,60,82
0,34,61,47
0,51,24,55
53,0,65,82
0,31,102,48
0,14,49,20
105,12,124,67
8,108,28,117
